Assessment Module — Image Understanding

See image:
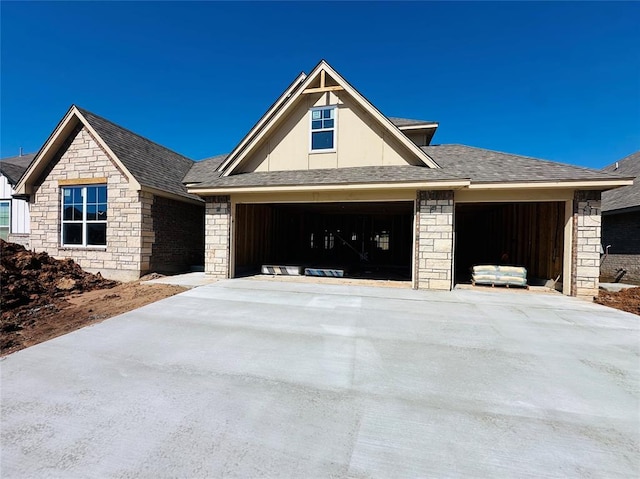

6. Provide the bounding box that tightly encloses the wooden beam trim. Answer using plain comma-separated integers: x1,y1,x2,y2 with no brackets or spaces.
301,86,345,94
58,177,107,186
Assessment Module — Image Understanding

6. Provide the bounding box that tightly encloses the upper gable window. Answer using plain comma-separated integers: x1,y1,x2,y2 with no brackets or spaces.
310,106,336,152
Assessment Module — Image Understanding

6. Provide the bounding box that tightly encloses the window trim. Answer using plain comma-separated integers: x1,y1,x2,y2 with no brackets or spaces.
309,105,337,153
60,184,108,248
0,199,10,240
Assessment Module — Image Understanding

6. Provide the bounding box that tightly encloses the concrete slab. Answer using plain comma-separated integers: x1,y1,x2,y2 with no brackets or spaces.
600,282,639,292
2,279,638,478
142,271,219,288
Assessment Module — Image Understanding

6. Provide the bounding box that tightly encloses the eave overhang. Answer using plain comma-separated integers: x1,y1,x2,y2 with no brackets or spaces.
188,179,471,196
467,179,635,190
397,123,439,131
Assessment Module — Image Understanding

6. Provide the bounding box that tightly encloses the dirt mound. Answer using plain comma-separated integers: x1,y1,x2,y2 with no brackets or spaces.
1,240,122,353
1,239,118,310
595,287,640,316
1,240,189,356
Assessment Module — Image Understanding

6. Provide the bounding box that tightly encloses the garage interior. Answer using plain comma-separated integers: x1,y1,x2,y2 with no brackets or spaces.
235,202,414,280
454,202,565,289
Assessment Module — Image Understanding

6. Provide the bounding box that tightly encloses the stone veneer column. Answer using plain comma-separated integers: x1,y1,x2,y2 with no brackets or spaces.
415,190,454,290
572,190,602,297
139,191,155,274
205,196,231,277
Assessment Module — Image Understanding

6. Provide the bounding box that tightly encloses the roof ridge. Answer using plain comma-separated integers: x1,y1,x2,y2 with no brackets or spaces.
198,153,229,162
388,116,437,124
423,144,607,173
1,153,36,164
602,150,640,171
75,106,195,164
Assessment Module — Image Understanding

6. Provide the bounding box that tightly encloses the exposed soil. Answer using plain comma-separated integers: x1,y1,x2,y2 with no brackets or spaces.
595,287,640,316
1,240,186,356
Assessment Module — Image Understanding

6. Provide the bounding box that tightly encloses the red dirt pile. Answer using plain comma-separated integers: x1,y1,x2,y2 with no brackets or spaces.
595,287,640,316
1,239,118,316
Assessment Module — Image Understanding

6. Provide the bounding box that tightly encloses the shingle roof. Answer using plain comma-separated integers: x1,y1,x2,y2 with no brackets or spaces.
183,154,228,184
188,165,463,189
185,144,632,190
0,153,35,185
601,151,640,213
76,107,202,202
422,144,631,184
389,117,437,128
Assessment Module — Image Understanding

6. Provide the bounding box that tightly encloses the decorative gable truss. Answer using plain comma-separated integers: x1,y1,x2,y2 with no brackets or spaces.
216,60,441,177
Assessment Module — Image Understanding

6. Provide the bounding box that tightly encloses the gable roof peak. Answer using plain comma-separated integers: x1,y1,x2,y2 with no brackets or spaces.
15,104,201,202
216,60,441,175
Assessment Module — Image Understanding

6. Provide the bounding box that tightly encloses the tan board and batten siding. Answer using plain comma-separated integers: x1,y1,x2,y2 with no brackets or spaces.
238,91,421,173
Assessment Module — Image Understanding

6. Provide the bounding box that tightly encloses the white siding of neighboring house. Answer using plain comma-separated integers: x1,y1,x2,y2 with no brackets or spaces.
0,174,30,235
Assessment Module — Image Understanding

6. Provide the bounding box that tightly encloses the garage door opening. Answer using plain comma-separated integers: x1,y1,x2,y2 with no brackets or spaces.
235,202,413,281
455,202,565,289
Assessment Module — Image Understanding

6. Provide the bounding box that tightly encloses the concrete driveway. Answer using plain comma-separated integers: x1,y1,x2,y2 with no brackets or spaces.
1,279,638,478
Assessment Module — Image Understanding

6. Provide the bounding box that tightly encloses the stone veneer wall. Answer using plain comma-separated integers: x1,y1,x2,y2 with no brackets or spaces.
205,196,231,277
149,195,205,273
415,190,454,290
29,125,143,281
7,234,30,248
600,211,640,284
572,190,602,297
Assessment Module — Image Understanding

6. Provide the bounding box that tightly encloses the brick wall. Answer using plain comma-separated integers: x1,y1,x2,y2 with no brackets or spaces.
600,211,640,283
572,190,601,297
149,195,205,273
415,190,454,290
29,126,143,281
205,196,231,277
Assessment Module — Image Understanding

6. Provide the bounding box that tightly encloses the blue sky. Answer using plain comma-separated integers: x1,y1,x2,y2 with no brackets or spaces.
1,1,638,168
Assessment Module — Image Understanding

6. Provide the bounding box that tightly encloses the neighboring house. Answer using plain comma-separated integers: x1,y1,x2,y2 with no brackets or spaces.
183,60,632,298
13,60,633,295
14,107,204,281
601,151,640,283
0,153,33,246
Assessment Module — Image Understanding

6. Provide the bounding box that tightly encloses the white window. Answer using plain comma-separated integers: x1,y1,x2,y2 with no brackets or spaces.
0,200,10,240
310,106,336,152
324,231,334,250
61,185,107,247
374,231,390,251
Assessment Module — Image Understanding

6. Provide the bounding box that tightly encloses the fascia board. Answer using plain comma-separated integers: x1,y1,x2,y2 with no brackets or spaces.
15,107,77,195
15,106,141,195
188,179,470,195
322,63,441,169
467,179,635,190
141,186,204,206
216,72,307,174
397,123,439,131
